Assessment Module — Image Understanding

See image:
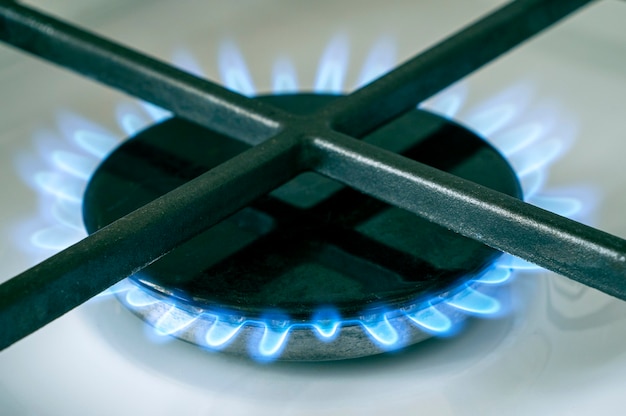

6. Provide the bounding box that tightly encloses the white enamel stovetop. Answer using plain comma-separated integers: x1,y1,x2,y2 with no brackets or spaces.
1,1,626,415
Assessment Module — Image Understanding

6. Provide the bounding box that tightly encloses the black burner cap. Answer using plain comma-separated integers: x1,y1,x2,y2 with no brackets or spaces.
83,93,521,320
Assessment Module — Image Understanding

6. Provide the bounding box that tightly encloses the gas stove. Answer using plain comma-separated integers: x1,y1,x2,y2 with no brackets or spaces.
1,0,626,414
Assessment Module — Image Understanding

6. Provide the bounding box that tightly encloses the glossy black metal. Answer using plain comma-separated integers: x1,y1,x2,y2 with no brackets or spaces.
1,0,623,353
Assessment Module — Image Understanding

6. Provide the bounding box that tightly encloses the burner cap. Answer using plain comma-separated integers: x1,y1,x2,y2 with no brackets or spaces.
83,93,521,361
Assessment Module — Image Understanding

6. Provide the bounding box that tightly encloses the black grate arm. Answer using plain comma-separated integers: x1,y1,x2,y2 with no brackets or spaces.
0,1,289,145
0,133,304,350
321,0,595,138
308,133,626,300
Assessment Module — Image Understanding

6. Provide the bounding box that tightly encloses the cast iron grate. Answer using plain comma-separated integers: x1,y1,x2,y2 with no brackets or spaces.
0,0,625,350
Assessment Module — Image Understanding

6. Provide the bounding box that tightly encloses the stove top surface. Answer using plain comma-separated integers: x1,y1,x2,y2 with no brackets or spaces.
1,1,626,415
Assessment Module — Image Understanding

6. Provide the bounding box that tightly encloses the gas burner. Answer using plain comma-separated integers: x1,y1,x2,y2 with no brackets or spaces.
2,0,625,371
10,38,590,362
4,0,626,413
83,93,520,360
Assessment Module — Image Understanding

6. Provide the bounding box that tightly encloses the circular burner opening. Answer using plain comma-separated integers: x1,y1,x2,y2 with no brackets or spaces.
83,93,521,360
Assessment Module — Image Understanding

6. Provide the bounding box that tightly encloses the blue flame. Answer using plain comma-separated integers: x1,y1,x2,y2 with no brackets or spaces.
172,48,206,78
519,170,546,199
116,103,153,136
404,303,453,335
512,140,565,177
258,320,291,358
530,195,583,218
445,286,501,316
355,35,396,88
218,39,256,96
139,102,170,123
124,286,160,308
154,306,198,336
492,122,546,156
311,307,341,340
33,172,84,203
51,151,97,181
497,255,540,271
462,84,532,135
94,280,133,299
56,112,120,159
418,82,468,119
205,317,244,348
360,314,400,348
72,130,119,159
314,33,349,93
466,104,521,137
51,198,83,231
15,37,598,361
29,225,80,251
475,267,512,285
272,57,299,94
